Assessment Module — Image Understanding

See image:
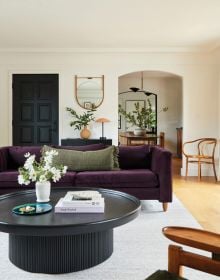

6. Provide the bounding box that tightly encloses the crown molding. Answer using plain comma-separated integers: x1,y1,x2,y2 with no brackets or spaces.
0,46,213,54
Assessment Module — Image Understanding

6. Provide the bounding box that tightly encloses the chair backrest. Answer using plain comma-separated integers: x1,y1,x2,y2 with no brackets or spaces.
198,138,217,158
183,138,217,158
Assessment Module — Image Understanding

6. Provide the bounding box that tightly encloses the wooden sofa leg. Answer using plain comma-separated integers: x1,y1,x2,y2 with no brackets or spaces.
162,202,168,212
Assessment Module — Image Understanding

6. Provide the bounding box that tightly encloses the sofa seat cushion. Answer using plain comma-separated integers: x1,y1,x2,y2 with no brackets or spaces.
0,170,19,182
49,172,77,187
75,169,158,188
0,171,76,187
0,170,29,188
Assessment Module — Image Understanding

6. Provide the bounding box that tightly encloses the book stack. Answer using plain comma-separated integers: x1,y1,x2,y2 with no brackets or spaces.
55,190,105,213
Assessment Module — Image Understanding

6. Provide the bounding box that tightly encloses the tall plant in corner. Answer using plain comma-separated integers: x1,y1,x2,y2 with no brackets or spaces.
66,107,95,139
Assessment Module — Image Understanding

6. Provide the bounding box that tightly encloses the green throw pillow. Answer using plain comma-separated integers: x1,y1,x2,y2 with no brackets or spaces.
42,145,119,171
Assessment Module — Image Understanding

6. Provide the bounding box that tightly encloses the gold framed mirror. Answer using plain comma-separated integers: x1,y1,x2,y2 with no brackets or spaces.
75,75,104,109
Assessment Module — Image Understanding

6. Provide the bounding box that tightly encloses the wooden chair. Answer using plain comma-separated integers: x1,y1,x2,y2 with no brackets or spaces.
145,226,220,280
182,138,217,181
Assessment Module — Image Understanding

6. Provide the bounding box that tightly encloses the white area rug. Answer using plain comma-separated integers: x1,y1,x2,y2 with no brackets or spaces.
0,196,218,280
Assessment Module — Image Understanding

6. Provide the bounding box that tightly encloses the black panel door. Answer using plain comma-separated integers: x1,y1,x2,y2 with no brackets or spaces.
13,74,59,146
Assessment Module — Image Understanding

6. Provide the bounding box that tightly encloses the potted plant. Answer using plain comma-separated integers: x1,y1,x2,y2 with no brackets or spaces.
66,107,95,139
18,150,67,202
119,99,156,136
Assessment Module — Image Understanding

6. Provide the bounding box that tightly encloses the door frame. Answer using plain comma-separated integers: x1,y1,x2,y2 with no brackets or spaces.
8,70,62,145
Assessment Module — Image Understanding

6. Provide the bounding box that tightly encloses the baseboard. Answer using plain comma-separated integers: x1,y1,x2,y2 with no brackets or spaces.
180,166,217,177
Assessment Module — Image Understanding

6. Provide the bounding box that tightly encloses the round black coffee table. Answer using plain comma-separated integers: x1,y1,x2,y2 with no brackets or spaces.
0,187,140,274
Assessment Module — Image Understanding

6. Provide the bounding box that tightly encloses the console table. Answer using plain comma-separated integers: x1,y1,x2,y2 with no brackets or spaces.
119,132,164,147
61,138,112,146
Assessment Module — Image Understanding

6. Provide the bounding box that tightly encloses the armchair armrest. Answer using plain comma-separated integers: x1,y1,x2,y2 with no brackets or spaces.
162,226,220,277
151,146,172,204
0,146,9,171
163,226,220,254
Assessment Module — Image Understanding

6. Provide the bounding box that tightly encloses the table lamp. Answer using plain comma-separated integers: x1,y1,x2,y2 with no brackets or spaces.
96,118,110,140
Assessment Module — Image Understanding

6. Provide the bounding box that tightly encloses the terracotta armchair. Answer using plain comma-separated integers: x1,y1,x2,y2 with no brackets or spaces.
145,226,220,279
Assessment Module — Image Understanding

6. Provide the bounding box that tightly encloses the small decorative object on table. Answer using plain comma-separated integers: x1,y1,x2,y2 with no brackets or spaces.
18,150,67,202
12,203,52,216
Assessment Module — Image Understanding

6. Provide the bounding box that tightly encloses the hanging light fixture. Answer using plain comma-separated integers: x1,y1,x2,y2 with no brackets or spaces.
119,71,154,96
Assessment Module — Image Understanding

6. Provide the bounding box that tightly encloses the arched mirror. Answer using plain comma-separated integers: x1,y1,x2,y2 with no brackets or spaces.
75,75,104,109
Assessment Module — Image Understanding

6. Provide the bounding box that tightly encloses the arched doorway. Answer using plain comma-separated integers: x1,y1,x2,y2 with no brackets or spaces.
118,70,183,156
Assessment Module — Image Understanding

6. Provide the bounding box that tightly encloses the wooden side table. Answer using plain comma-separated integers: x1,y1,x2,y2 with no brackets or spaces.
119,132,164,147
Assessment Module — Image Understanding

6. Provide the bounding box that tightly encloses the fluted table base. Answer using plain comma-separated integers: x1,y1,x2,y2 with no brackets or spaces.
9,229,113,274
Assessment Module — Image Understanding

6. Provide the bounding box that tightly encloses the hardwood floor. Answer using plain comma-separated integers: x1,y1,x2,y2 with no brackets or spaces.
173,157,220,233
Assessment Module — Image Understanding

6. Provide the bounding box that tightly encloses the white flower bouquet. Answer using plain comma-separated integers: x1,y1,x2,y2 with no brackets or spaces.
18,150,67,185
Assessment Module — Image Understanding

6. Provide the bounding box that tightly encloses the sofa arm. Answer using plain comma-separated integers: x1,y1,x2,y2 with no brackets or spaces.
0,146,9,171
151,146,172,203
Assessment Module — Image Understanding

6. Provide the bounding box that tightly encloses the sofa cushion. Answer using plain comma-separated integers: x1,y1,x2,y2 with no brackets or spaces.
118,145,151,169
75,169,158,188
0,147,9,171
8,146,41,168
42,145,118,171
7,144,107,170
0,170,76,187
0,170,32,188
52,144,119,169
50,171,77,186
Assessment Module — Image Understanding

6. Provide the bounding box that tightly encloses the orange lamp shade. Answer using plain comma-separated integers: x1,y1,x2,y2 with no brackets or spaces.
96,118,110,139
95,118,110,123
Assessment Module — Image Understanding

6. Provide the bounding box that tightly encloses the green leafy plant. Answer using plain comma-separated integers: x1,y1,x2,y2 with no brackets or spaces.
66,107,95,130
119,99,156,129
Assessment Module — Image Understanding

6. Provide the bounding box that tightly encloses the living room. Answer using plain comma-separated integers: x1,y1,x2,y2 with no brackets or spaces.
0,1,219,279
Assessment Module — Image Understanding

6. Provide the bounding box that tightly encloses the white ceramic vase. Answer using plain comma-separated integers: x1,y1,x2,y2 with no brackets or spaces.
133,128,146,136
35,181,51,202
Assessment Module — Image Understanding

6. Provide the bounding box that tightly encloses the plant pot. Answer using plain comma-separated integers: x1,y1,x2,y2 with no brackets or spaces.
133,128,146,136
35,181,51,202
80,127,91,139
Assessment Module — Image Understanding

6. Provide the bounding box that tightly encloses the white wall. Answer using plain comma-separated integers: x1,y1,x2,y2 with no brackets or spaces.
119,75,182,154
0,50,218,176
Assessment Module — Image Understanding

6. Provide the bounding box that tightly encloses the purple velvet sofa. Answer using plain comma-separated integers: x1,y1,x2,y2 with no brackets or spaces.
0,144,172,211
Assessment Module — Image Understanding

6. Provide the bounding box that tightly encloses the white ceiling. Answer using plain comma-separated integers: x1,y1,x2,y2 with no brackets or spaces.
1,0,220,51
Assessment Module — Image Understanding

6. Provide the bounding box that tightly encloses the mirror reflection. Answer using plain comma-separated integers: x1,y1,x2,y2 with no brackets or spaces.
118,92,157,134
75,76,104,109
